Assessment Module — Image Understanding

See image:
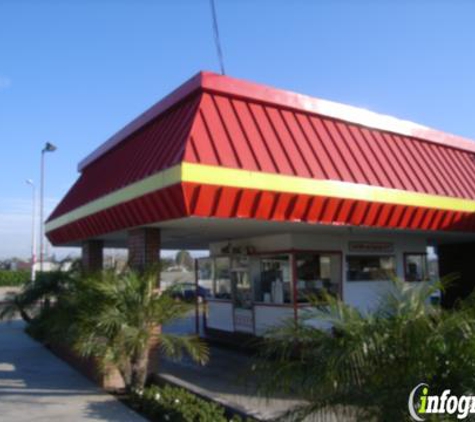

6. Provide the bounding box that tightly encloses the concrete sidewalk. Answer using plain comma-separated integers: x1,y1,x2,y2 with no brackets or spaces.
0,320,145,422
159,346,304,421
161,316,304,421
160,316,350,421
0,286,21,303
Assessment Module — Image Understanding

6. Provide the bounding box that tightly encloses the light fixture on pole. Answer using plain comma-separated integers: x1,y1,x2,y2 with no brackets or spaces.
39,142,57,272
26,179,37,282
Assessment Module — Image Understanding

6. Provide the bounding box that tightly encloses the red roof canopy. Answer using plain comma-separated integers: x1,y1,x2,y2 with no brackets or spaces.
46,71,475,245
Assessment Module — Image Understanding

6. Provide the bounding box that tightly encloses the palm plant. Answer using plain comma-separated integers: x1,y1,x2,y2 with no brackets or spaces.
255,280,475,422
0,261,79,322
47,268,209,391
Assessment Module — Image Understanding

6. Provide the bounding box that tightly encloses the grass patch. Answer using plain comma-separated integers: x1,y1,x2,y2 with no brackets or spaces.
0,270,30,287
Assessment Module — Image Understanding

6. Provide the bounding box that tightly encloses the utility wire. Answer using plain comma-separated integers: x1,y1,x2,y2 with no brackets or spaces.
209,0,226,75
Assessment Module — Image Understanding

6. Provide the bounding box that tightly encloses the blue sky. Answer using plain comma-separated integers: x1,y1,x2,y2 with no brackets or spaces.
1,0,475,259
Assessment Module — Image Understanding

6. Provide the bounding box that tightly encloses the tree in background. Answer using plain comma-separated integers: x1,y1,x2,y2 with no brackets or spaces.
160,257,175,271
175,250,194,271
0,258,28,270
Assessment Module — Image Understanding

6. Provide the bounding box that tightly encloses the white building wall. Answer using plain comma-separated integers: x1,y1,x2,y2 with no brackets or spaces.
254,305,294,336
290,232,427,312
206,230,429,333
210,233,293,255
207,301,234,332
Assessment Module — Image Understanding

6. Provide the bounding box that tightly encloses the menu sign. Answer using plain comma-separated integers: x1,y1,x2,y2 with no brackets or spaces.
349,241,394,253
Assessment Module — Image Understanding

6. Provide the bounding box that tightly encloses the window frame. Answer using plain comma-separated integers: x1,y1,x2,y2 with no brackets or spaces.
256,253,293,305
200,249,344,306
346,254,397,282
403,252,429,282
294,251,343,303
251,249,343,305
197,255,233,302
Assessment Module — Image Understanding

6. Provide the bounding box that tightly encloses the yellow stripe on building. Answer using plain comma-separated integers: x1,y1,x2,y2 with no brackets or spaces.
45,165,181,232
182,163,475,213
45,162,475,233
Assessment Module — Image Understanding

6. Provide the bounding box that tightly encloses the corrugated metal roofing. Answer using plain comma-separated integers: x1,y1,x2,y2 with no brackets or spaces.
48,184,186,245
78,71,475,172
184,92,475,199
180,183,475,233
46,71,475,244
49,93,201,220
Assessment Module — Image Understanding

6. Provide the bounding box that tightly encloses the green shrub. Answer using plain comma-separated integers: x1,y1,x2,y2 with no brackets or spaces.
256,280,475,421
34,270,65,285
130,384,253,422
0,270,30,287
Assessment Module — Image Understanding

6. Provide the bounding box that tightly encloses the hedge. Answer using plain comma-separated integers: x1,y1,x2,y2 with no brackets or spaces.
130,384,256,422
0,270,30,287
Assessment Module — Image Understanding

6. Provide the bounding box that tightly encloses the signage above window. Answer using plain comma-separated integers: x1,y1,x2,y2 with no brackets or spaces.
348,241,394,254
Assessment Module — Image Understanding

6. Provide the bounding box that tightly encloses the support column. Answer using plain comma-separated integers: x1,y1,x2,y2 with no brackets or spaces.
290,252,298,326
127,228,161,273
194,259,200,335
127,228,162,383
439,242,475,308
81,240,103,273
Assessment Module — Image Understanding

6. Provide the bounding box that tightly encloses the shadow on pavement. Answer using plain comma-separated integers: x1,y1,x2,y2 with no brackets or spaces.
0,320,145,421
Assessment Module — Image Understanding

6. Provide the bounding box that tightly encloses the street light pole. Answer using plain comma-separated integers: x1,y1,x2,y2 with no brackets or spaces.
26,180,37,282
39,142,57,272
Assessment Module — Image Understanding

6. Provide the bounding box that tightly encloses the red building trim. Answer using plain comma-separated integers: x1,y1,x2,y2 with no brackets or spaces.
79,71,475,173
47,72,475,246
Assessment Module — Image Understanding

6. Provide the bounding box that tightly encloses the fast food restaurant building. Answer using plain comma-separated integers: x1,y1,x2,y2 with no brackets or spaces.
46,72,475,339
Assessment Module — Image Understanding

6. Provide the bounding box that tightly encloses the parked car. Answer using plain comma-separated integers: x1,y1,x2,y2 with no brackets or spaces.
167,282,210,301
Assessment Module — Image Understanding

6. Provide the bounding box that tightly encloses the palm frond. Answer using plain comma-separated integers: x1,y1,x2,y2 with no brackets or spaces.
159,333,209,365
30,266,209,390
255,279,475,421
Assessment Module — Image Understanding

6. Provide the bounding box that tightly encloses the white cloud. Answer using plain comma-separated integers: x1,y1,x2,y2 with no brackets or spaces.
0,75,11,90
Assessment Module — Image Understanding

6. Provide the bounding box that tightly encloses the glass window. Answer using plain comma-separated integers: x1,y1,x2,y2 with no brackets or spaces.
197,258,214,292
214,257,232,300
295,253,341,302
231,257,252,309
405,253,428,282
256,255,292,304
347,256,396,281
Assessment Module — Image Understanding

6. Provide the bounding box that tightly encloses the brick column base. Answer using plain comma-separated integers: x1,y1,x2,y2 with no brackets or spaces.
127,228,162,383
127,228,161,274
82,240,104,272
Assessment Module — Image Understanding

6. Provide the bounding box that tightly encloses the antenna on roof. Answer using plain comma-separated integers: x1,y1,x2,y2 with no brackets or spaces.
209,0,226,75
